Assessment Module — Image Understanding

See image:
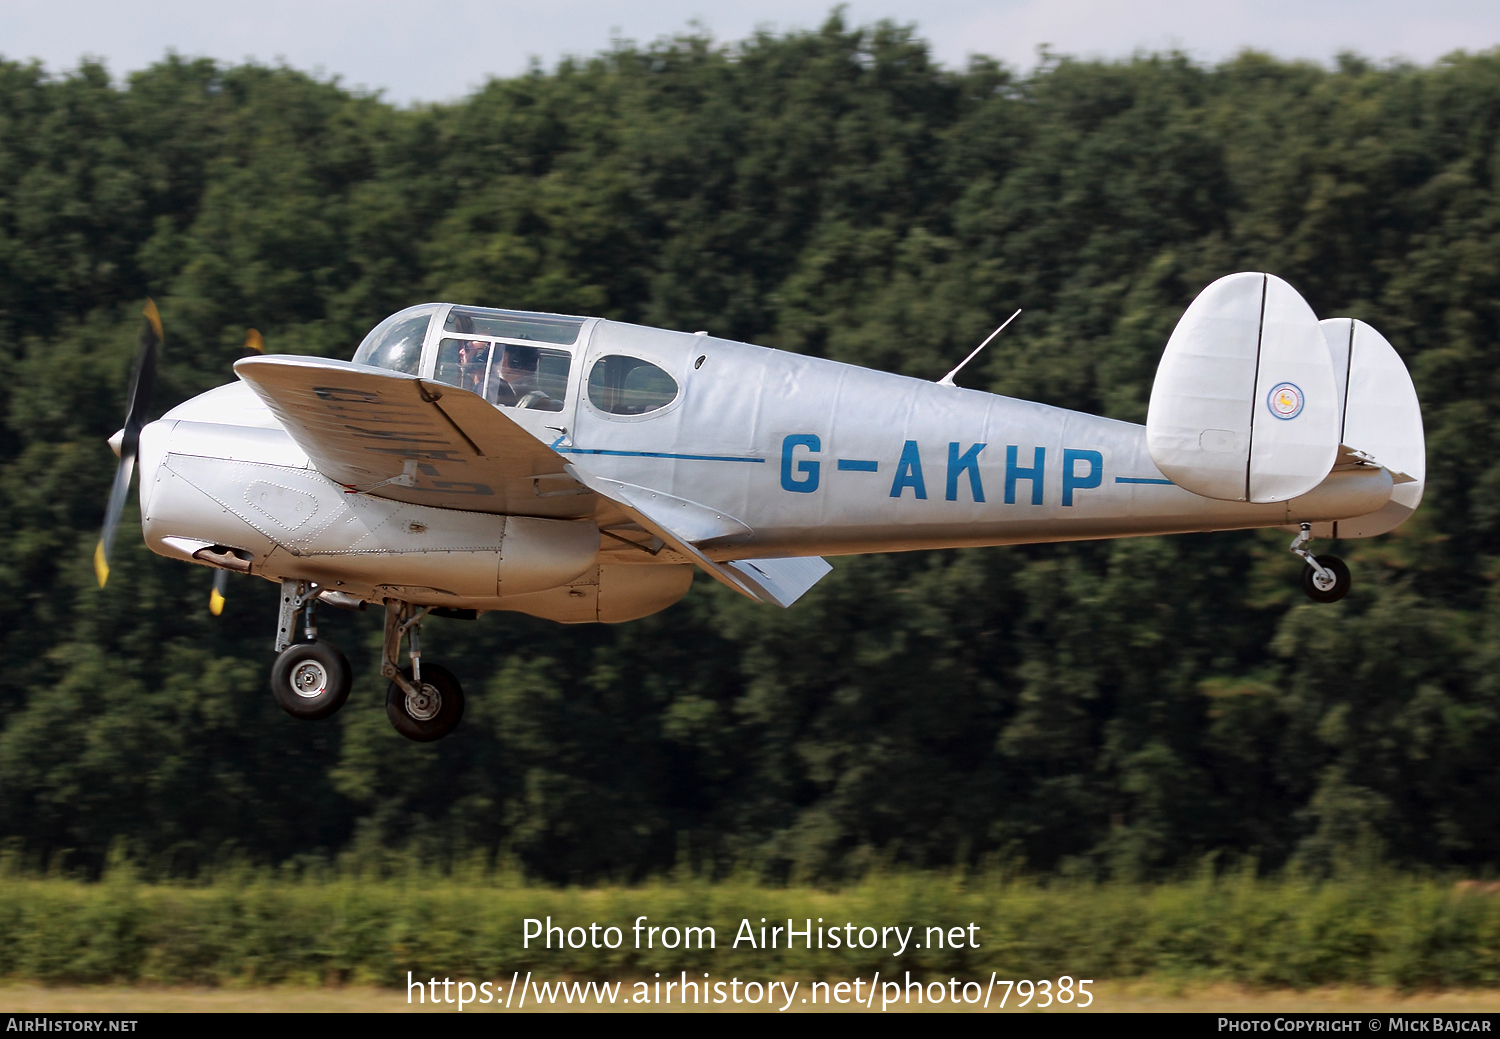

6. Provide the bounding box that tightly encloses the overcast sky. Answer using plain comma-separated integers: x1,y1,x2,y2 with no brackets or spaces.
3,1,1498,105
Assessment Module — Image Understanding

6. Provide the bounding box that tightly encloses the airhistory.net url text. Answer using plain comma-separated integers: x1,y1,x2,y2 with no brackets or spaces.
406,971,1095,1010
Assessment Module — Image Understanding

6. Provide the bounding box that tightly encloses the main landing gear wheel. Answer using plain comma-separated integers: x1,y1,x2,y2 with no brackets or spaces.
380,600,466,742
386,664,464,742
270,641,352,720
1302,555,1351,604
267,579,354,721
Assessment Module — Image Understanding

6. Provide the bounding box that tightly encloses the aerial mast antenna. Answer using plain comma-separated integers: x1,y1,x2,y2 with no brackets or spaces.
938,309,1021,387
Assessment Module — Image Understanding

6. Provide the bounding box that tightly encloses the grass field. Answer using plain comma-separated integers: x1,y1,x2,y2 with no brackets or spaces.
6,869,1500,994
4,983,1500,1013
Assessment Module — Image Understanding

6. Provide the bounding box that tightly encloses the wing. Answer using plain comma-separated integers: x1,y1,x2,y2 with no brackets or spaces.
234,354,581,516
235,354,831,606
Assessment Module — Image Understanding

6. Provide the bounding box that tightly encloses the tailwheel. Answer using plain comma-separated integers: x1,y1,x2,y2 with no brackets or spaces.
1301,554,1351,604
270,641,352,720
1290,523,1353,604
386,664,464,742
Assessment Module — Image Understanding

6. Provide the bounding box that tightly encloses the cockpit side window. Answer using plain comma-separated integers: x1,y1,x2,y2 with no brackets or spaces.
432,338,571,412
587,355,679,416
352,310,431,374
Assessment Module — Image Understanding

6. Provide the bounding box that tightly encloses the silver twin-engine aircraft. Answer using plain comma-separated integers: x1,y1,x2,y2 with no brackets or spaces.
95,272,1424,741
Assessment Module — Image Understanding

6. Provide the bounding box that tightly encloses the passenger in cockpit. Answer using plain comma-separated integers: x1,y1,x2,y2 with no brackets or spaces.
494,344,552,408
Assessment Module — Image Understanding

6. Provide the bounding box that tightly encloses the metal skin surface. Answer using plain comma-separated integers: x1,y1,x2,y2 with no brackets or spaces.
134,293,1420,623
574,322,1392,556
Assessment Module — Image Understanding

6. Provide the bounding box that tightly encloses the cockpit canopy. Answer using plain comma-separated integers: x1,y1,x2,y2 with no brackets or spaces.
351,303,685,419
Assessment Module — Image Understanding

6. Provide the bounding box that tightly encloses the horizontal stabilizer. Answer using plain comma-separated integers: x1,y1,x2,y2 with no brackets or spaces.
725,556,833,608
1147,273,1340,503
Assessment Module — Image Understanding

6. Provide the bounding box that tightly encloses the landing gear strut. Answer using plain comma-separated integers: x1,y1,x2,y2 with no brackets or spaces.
269,579,352,719
382,600,465,742
264,584,464,739
1290,523,1352,604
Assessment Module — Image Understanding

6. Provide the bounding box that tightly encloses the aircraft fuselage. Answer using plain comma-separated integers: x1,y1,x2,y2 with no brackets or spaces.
142,312,1395,593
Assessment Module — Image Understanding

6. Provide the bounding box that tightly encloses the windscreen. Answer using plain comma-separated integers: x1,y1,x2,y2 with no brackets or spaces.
351,307,434,374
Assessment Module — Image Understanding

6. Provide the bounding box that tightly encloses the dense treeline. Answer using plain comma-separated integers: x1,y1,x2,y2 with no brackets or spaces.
1,16,1498,881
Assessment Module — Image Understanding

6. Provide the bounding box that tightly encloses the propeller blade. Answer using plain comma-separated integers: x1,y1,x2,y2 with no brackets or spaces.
125,300,161,437
245,328,264,353
96,299,162,588
94,450,136,587
209,568,228,616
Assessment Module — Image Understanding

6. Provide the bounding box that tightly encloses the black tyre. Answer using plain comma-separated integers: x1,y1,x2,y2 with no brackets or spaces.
385,664,464,742
1302,555,1352,604
270,642,352,720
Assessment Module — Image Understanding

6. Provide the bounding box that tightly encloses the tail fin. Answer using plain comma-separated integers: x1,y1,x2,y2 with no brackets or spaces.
1317,318,1425,538
1147,272,1341,503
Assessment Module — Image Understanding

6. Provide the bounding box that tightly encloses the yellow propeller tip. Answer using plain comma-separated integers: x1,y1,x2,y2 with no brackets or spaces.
142,299,163,341
93,542,109,588
245,328,264,352
209,588,225,616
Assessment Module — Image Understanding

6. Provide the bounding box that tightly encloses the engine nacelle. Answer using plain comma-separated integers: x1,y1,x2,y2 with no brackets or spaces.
140,417,600,604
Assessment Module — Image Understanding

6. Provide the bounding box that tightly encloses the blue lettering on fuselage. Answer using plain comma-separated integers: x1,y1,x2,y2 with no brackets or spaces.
781,434,821,493
1005,446,1045,505
1062,449,1103,505
890,441,927,499
779,438,1129,507
947,442,986,502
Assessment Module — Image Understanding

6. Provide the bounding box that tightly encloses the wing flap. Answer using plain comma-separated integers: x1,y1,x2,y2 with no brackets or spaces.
724,556,833,608
559,464,830,606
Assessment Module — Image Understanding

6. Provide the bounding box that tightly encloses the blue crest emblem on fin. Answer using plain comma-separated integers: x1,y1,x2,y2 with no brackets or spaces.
1267,382,1304,420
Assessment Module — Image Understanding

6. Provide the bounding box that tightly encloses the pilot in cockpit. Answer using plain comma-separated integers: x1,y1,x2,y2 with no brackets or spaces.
447,312,492,397
454,338,491,397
